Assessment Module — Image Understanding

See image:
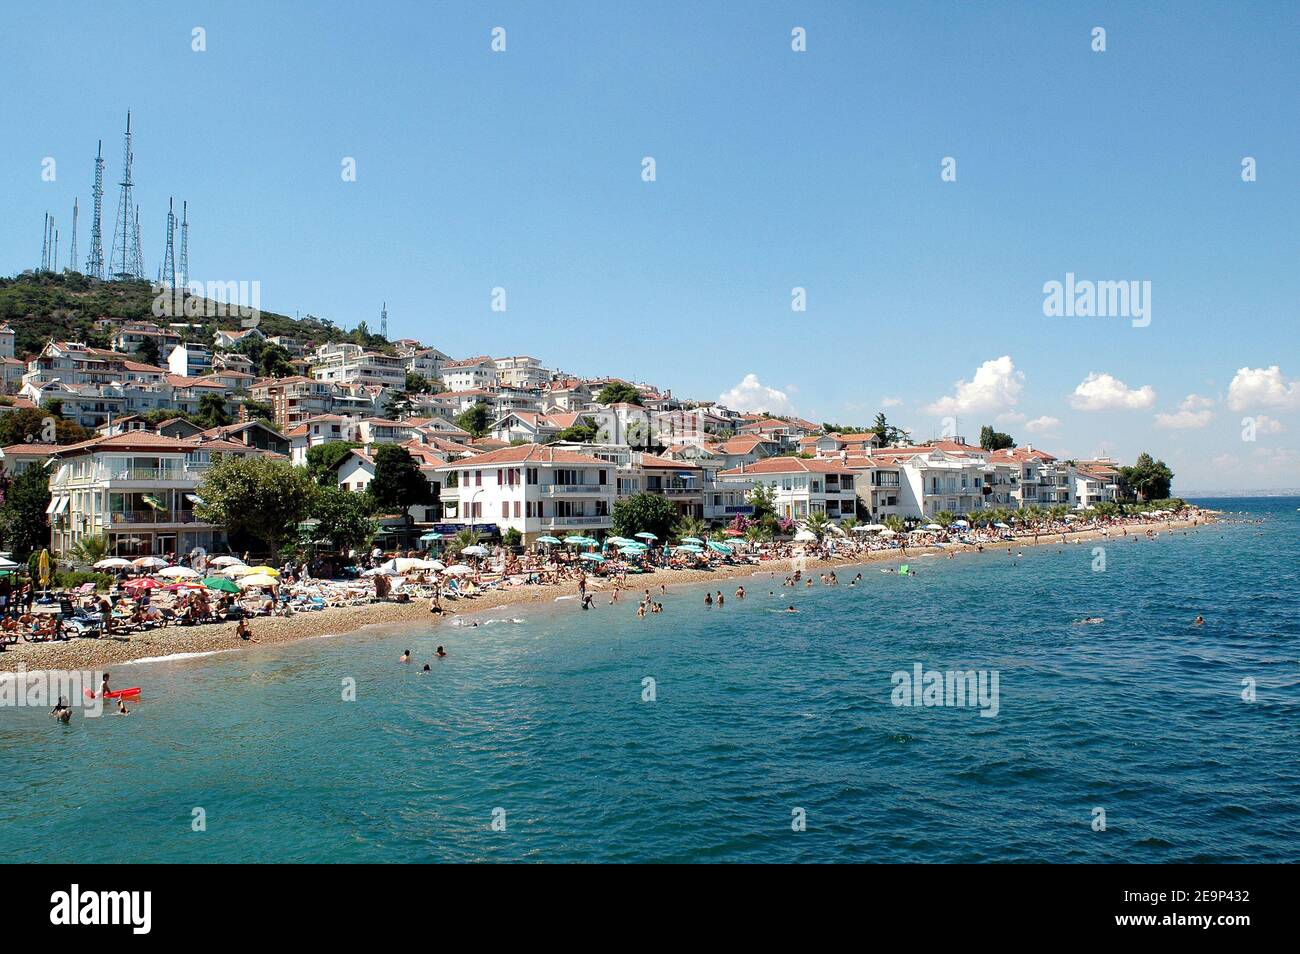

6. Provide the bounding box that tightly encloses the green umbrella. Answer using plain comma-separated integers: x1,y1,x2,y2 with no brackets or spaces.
563,535,590,545
634,532,658,541
536,536,562,545
674,544,704,554
680,536,704,545
618,546,644,556
579,552,605,563
707,541,733,554
203,576,240,593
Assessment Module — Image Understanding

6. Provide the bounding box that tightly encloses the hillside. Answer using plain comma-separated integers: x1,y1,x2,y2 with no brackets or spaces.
0,271,389,358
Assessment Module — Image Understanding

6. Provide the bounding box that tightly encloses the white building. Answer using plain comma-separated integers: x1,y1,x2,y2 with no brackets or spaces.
440,356,499,392
716,457,858,523
434,444,615,543
493,355,550,389
167,342,213,377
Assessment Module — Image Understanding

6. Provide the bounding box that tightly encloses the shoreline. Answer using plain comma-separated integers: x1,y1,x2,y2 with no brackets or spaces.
0,517,1211,673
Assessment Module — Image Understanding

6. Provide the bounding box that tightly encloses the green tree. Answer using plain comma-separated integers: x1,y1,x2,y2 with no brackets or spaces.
747,483,777,522
367,445,435,513
306,441,361,486
595,382,642,406
804,510,831,539
309,486,377,554
611,492,678,541
0,406,91,445
384,390,415,420
257,343,296,378
455,401,493,438
0,464,52,560
196,392,232,429
1119,453,1174,501
241,399,277,425
445,527,481,558
870,412,907,446
195,455,314,558
674,514,708,541
135,335,160,366
979,425,1015,451
405,371,435,394
70,532,110,564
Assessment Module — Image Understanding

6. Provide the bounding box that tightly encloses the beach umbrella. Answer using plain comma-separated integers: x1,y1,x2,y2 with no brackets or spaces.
794,529,818,543
391,557,434,572
442,564,473,576
563,535,589,545
222,564,255,577
618,546,644,557
707,541,733,554
164,581,205,591
132,556,168,569
994,522,1010,529
952,520,969,527
723,527,744,536
238,573,278,588
634,532,658,541
420,559,445,572
123,577,162,590
858,524,885,533
94,557,132,569
680,536,704,545
623,540,649,550
245,565,280,577
461,545,489,557
536,536,562,545
158,565,201,579
579,552,605,563
203,577,240,593
209,555,245,567
418,531,443,542
606,536,635,547
674,544,704,554
879,528,897,538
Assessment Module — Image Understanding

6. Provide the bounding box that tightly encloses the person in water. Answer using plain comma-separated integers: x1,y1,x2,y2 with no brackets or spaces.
116,699,130,716
100,673,111,698
422,664,431,673
1194,615,1205,626
400,650,411,663
736,586,745,598
436,646,447,658
50,698,72,724
786,605,798,613
704,592,713,606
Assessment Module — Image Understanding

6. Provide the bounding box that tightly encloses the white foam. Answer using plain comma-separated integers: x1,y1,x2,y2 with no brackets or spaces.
122,650,233,665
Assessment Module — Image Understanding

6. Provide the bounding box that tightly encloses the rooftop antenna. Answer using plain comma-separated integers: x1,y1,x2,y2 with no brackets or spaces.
160,197,177,289
87,140,105,279
69,198,79,272
178,200,189,291
110,111,143,279
380,301,388,340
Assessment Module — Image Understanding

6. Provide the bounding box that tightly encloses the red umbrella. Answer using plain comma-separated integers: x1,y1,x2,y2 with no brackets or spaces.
123,577,162,590
164,582,205,591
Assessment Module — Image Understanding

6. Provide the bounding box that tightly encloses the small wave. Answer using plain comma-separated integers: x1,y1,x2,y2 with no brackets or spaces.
123,650,233,665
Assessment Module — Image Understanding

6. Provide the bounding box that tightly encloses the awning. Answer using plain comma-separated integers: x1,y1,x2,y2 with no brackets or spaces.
45,496,66,515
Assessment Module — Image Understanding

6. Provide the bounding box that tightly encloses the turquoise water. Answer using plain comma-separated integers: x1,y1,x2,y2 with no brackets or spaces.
3,498,1297,863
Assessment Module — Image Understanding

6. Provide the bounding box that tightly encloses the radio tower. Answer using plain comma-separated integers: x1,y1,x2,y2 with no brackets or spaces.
86,140,106,279
380,301,388,339
178,201,189,291
110,112,143,279
69,199,79,272
53,221,59,272
40,213,50,271
160,198,177,288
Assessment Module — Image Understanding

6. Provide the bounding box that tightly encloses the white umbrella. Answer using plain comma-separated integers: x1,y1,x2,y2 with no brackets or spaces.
794,529,818,543
461,545,488,557
924,523,944,531
442,564,473,576
879,528,897,538
132,556,168,569
209,555,245,567
94,557,133,569
994,522,1010,529
420,559,445,572
391,557,430,573
237,573,278,588
825,524,846,536
158,566,200,579
222,564,255,577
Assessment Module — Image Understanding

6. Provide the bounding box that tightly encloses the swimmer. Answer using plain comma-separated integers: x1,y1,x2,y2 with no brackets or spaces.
116,699,130,716
785,606,798,613
736,586,745,598
436,646,447,657
705,592,713,606
1075,617,1104,625
50,698,72,724
422,664,431,673
1194,615,1204,626
716,591,724,607
400,650,411,663
100,673,111,698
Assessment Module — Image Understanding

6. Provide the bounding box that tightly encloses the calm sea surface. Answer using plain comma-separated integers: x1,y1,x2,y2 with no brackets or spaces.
2,497,1297,863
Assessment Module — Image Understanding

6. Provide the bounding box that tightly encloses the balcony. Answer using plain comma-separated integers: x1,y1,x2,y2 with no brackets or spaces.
106,510,212,525
540,484,611,495
537,515,611,527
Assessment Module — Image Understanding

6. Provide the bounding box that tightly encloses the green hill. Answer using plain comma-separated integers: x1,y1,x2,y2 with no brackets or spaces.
0,271,391,358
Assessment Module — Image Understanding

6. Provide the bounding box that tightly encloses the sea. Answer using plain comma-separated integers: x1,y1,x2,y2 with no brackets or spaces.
2,497,1296,863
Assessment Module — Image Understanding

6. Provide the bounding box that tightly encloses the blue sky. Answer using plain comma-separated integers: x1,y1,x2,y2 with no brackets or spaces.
2,1,1296,491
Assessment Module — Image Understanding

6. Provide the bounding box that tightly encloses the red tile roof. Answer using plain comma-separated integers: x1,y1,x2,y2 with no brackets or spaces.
435,444,610,469
718,457,856,477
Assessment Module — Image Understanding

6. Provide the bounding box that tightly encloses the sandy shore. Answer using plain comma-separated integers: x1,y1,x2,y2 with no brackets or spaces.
0,517,1211,672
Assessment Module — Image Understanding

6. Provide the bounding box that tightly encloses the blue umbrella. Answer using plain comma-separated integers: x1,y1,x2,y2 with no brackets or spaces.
579,552,605,563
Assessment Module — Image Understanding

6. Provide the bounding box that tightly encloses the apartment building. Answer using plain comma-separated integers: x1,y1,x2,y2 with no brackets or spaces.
440,356,499,392
434,444,615,543
716,457,858,523
110,322,181,357
309,342,406,389
167,342,213,377
46,432,268,558
249,376,336,430
493,355,550,389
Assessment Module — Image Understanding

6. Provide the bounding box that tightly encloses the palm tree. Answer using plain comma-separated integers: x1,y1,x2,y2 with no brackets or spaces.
744,523,771,545
804,511,831,539
446,528,481,558
965,510,983,528
839,515,860,534
935,510,955,528
674,514,708,541
883,514,905,533
71,533,109,565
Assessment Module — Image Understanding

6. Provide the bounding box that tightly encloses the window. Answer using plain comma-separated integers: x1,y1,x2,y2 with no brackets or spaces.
513,501,521,518
502,502,509,518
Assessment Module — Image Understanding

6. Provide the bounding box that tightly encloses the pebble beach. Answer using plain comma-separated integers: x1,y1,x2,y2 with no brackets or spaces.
0,516,1210,673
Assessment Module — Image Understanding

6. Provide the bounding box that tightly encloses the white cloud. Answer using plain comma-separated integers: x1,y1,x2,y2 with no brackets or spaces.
880,396,903,408
1227,366,1300,411
719,374,793,415
1069,372,1156,411
1024,415,1061,435
996,411,1027,425
925,356,1024,416
1154,393,1215,429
